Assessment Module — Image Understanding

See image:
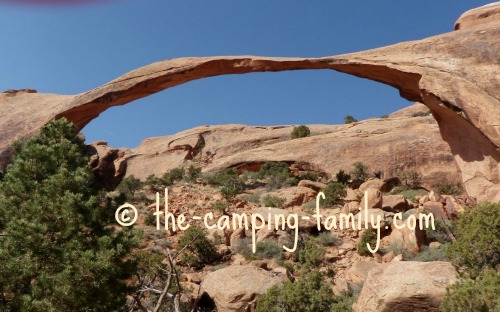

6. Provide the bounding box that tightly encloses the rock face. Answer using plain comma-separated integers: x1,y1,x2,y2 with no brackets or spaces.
353,261,458,312
126,113,460,189
0,3,499,202
455,3,500,30
200,265,284,312
86,141,129,190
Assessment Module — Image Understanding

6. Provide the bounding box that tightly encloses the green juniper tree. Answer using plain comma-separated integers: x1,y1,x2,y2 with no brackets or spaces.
0,118,138,311
440,202,500,312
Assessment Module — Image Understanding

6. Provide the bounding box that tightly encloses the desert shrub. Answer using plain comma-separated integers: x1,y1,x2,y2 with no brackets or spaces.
277,260,296,274
144,174,163,192
433,181,463,196
234,238,282,261
268,174,299,190
220,182,244,199
257,161,296,190
211,201,229,215
291,125,311,139
316,232,340,247
217,168,242,183
186,165,202,181
396,170,422,188
161,167,185,185
380,114,389,118
240,192,261,204
301,200,317,210
257,268,356,312
441,268,500,312
177,226,219,268
232,237,250,254
344,115,358,124
426,218,455,244
144,213,157,226
257,236,355,311
212,232,224,245
390,184,409,194
331,292,358,311
321,182,347,206
257,161,290,179
391,187,427,201
298,171,318,182
208,263,229,272
298,238,325,269
351,161,368,181
326,267,336,278
445,202,500,279
255,240,283,260
204,168,244,199
411,110,431,117
336,169,351,184
233,238,260,260
117,174,143,199
263,195,286,208
357,230,377,256
381,241,415,260
413,245,448,262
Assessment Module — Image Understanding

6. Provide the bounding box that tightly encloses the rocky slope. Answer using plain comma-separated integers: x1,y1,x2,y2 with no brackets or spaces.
118,103,461,190
121,163,469,311
1,2,499,202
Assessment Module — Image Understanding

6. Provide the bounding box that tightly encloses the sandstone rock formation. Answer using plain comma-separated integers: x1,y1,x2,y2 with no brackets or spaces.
352,261,457,312
455,2,500,30
126,114,460,189
86,141,129,190
1,3,498,201
200,265,284,312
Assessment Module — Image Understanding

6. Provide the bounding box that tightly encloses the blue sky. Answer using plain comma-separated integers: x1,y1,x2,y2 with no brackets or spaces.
0,0,491,148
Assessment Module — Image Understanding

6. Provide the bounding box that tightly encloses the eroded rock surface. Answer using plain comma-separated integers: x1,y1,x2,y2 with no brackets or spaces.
200,265,284,312
125,111,461,189
352,261,457,312
1,3,498,201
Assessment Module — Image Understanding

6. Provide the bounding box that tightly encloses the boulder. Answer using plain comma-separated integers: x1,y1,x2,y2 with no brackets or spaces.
359,188,383,209
444,196,465,218
268,186,317,207
201,265,284,312
385,223,425,255
230,227,246,249
428,190,444,203
382,195,408,212
344,188,359,201
359,179,387,193
332,277,350,296
353,261,457,312
345,261,380,287
423,201,448,220
382,251,396,262
297,179,326,192
342,201,360,214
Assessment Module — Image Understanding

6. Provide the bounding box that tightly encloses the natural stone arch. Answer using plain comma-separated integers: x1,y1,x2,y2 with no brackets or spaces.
0,4,499,201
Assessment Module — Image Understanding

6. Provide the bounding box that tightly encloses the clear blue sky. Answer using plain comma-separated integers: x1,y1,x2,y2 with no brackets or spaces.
0,0,491,148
